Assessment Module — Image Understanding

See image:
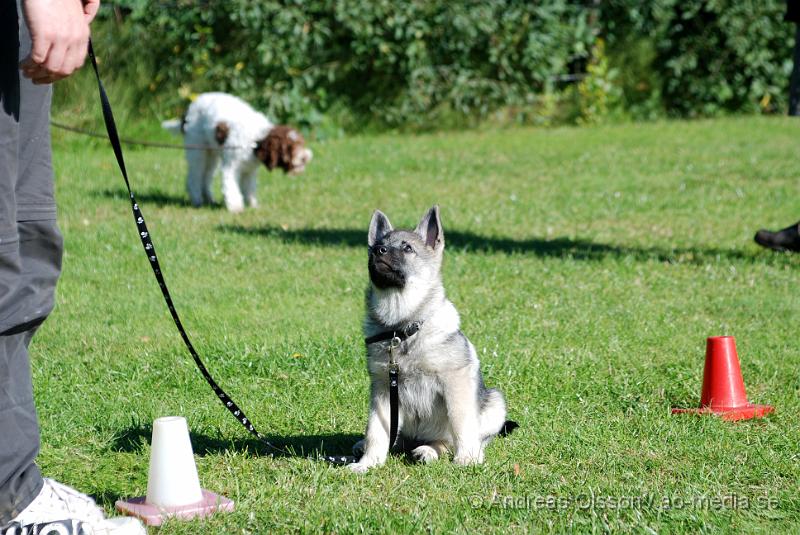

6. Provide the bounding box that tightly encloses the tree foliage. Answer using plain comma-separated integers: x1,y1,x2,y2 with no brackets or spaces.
96,0,795,129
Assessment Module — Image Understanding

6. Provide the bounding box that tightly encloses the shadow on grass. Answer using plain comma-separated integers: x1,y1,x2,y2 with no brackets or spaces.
217,224,771,266
97,188,219,209
109,423,520,469
110,423,360,459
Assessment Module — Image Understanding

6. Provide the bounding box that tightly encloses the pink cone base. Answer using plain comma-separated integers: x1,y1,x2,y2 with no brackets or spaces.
115,489,234,526
671,404,774,421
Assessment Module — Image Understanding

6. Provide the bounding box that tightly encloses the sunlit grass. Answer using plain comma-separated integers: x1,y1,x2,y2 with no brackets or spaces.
32,115,800,533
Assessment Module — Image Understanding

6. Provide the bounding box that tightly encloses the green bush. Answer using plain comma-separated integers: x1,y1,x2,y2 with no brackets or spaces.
656,0,793,116
599,0,794,116
575,39,623,124
66,0,796,133
91,0,595,130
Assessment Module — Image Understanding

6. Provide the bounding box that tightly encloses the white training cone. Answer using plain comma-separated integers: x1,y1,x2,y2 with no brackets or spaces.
115,416,234,526
145,416,203,507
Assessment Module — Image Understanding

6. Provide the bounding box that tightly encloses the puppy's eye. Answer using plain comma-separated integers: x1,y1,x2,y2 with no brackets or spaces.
403,244,413,253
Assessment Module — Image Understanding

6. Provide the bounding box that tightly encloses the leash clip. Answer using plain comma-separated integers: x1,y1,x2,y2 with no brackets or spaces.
389,334,401,369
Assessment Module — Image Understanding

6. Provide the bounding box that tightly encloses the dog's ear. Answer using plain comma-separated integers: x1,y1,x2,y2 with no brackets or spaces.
415,205,443,250
254,137,274,169
255,126,297,172
280,128,295,171
368,210,393,247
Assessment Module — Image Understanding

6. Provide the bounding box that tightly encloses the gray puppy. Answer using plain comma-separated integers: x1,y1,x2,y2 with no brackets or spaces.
349,206,508,473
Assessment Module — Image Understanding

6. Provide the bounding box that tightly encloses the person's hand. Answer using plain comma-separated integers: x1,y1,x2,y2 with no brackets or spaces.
20,0,99,84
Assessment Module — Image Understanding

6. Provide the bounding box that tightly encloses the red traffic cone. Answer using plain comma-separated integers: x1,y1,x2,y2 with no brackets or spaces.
672,336,774,421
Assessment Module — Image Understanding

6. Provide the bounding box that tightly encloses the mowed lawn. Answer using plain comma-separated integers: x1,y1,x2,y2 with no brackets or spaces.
33,116,799,533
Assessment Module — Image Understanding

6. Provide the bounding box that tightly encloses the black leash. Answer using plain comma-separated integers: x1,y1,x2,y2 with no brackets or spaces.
86,40,356,465
386,335,401,449
364,321,423,449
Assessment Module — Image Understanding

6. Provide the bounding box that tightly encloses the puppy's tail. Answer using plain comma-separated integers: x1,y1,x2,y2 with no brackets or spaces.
498,420,519,437
479,388,519,438
161,118,184,135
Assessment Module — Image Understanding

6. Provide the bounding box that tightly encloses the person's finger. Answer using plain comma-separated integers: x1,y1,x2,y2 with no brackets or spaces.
83,0,100,23
43,41,68,77
28,35,52,66
65,19,91,73
62,41,87,76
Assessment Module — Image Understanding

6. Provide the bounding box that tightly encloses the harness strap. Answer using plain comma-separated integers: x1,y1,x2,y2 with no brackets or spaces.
364,321,423,345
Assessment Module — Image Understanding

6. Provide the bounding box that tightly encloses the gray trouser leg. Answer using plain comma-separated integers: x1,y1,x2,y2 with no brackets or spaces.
0,0,63,524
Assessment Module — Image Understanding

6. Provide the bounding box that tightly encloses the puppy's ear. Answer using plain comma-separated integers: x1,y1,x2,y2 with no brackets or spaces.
368,210,393,247
415,205,444,250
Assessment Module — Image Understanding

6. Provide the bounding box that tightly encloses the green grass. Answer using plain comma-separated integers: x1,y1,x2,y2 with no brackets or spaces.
34,114,800,533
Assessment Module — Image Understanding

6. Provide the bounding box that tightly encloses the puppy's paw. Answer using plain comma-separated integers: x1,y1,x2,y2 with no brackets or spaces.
352,439,366,457
347,462,370,474
411,445,439,464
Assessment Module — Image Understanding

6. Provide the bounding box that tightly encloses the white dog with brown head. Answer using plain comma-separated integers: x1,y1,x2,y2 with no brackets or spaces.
162,92,312,212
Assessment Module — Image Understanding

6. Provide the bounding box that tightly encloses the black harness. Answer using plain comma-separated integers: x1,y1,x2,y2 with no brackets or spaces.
364,321,423,448
363,321,423,345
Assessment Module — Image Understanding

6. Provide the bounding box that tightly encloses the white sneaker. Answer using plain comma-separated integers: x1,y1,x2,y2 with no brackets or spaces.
2,478,145,535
